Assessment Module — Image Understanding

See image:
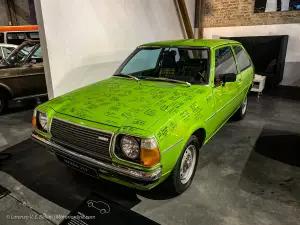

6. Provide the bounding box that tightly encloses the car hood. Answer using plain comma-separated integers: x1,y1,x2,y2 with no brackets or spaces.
46,77,206,130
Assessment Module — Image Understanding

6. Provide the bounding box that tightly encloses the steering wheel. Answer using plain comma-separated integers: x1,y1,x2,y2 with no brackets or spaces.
197,72,206,83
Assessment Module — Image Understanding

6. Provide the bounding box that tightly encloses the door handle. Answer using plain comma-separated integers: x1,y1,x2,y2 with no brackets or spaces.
24,64,33,68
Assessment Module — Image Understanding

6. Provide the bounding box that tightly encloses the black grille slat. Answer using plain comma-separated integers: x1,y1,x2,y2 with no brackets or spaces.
50,126,111,144
51,128,111,144
50,130,109,150
52,138,111,162
51,121,112,138
50,118,112,160
51,124,112,138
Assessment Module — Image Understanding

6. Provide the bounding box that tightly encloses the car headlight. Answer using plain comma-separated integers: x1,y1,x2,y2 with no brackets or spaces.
117,135,160,167
32,109,48,132
38,112,48,131
120,136,140,159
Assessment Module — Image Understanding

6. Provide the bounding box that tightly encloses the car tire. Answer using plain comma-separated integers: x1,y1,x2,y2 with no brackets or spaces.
232,95,248,121
0,89,9,115
166,135,200,195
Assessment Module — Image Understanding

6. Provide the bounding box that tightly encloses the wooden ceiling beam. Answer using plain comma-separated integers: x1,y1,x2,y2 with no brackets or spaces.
198,0,205,39
176,0,194,39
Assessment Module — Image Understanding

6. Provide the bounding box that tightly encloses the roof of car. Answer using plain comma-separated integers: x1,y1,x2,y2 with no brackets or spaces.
0,43,18,48
140,39,241,48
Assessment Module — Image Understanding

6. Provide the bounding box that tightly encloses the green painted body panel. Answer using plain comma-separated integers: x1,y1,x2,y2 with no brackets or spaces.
140,39,240,48
34,39,254,190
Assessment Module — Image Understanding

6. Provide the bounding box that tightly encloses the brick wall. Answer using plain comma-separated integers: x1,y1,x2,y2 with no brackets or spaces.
204,0,300,27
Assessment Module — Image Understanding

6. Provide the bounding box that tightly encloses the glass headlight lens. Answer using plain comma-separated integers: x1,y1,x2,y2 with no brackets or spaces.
120,136,140,159
38,112,48,131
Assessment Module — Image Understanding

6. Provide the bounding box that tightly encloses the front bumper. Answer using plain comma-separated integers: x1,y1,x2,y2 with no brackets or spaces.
31,132,162,188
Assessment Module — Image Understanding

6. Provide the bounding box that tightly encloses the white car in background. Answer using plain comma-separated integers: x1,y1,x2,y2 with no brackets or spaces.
0,44,18,60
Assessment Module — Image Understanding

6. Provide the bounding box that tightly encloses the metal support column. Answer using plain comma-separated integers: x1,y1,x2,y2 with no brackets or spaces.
198,0,205,39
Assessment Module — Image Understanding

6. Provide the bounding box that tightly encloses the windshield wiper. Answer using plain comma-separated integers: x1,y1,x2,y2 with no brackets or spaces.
143,77,191,87
113,73,139,81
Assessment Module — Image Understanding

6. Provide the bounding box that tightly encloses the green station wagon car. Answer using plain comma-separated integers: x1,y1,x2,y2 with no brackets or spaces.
32,39,254,194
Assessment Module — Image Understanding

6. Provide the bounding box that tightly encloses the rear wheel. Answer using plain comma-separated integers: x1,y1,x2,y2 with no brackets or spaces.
166,135,199,195
0,89,9,115
232,95,248,121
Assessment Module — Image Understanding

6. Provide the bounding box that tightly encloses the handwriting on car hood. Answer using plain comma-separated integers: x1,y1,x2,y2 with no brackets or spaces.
46,78,207,130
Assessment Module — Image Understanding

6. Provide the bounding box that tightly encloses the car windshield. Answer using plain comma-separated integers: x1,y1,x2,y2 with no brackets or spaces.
2,47,16,59
118,47,210,85
6,43,37,64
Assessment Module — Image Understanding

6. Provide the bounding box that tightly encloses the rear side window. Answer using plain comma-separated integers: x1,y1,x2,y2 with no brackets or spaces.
215,46,237,76
233,46,251,71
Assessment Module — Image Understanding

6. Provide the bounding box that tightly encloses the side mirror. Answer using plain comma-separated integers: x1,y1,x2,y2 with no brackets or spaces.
223,73,236,83
8,56,16,64
214,73,236,87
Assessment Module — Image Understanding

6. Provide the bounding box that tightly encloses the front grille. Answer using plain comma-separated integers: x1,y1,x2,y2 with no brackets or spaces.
50,118,112,160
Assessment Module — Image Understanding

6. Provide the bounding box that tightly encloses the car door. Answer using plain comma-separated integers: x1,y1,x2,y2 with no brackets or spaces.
18,46,47,96
210,45,239,129
232,45,253,100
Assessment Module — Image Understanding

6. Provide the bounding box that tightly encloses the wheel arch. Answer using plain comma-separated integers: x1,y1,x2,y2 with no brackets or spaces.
248,83,253,93
0,83,13,99
191,127,206,149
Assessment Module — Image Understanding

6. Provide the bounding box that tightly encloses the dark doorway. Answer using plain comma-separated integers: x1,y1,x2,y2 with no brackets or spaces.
222,35,289,87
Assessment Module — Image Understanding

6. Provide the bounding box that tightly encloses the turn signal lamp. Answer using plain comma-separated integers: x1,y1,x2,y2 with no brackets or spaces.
140,138,160,167
32,109,37,129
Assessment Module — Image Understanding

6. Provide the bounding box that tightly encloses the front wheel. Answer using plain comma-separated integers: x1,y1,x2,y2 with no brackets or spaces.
0,90,8,115
232,95,248,121
166,135,199,195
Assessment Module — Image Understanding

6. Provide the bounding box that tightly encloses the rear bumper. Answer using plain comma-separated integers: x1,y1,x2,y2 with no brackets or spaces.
31,132,162,189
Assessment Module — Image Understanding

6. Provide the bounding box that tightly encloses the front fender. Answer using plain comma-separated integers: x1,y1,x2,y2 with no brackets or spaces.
0,82,13,98
154,114,206,176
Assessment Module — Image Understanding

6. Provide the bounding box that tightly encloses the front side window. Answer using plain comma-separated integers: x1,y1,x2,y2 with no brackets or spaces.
233,45,251,71
119,47,210,85
215,46,237,76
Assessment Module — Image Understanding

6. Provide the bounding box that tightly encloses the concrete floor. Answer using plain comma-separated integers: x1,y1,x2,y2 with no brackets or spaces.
0,92,299,225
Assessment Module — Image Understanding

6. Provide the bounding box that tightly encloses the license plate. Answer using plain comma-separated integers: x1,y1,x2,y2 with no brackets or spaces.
56,154,99,179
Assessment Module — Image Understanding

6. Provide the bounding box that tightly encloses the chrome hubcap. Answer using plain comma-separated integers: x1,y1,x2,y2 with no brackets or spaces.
180,145,196,184
242,97,247,115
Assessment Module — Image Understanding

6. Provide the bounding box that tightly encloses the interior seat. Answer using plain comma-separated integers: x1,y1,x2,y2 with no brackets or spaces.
184,59,208,83
159,50,178,77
